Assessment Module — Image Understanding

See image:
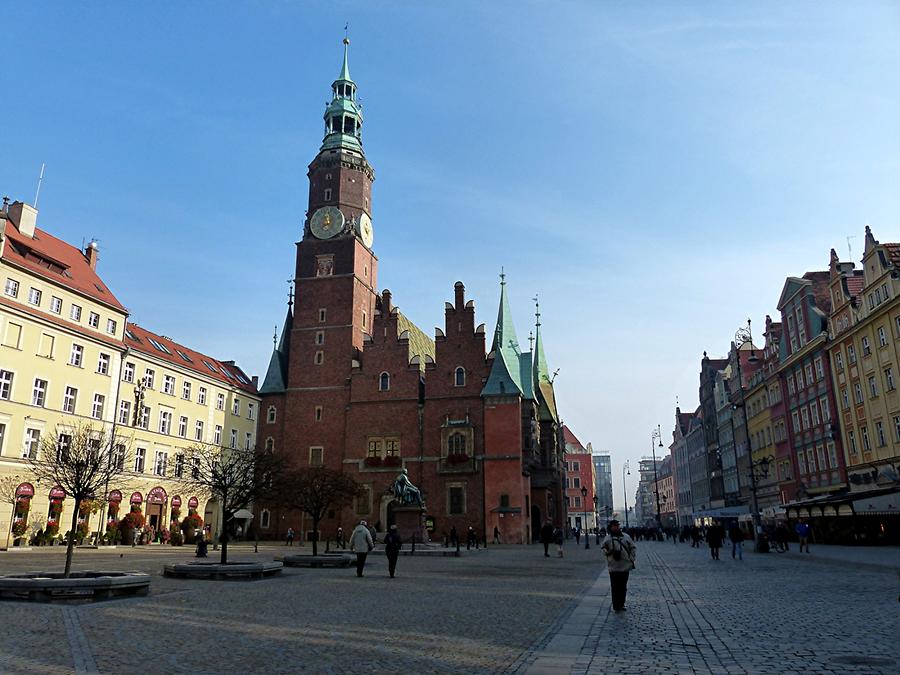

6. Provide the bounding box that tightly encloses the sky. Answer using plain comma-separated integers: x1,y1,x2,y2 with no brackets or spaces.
2,1,899,505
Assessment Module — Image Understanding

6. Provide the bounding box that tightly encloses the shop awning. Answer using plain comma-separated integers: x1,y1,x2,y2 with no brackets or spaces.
851,491,900,516
233,509,254,519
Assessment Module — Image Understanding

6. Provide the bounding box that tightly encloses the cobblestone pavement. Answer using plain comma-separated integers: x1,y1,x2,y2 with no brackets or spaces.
519,541,899,675
1,542,896,674
0,542,600,674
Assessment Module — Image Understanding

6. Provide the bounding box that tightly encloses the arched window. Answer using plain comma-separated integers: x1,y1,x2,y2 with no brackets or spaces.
265,438,274,452
454,367,466,387
267,406,276,424
260,509,271,529
449,433,467,455
379,372,390,391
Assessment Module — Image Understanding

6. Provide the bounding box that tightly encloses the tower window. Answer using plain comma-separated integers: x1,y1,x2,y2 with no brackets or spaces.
344,84,352,97
315,351,324,365
315,406,323,422
319,308,327,323
454,367,466,387
325,173,332,181
315,331,325,345
379,372,390,391
331,116,341,133
324,188,332,201
362,311,367,328
343,117,355,134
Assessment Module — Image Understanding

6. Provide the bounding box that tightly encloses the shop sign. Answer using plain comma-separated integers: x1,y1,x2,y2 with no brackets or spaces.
108,490,123,503
130,492,144,505
171,495,182,508
147,487,167,504
49,486,66,499
188,496,199,508
15,483,34,499
425,516,435,532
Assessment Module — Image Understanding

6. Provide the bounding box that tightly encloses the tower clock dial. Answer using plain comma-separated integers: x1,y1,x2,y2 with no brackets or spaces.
359,212,374,248
309,206,344,239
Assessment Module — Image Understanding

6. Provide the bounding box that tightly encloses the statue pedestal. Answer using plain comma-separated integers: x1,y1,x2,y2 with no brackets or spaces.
392,506,427,543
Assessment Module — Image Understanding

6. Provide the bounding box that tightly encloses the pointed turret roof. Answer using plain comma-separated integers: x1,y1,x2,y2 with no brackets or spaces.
336,37,352,83
260,304,293,395
482,272,524,397
532,300,559,423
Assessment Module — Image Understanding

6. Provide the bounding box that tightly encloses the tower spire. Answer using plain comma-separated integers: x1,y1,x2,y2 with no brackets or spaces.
482,270,524,397
321,36,364,153
339,34,351,82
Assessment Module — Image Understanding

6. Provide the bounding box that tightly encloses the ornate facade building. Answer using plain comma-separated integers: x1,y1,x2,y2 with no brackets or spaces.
258,41,566,544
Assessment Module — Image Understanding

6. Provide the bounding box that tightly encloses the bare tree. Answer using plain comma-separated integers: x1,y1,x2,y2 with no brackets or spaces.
176,444,283,564
277,467,363,556
27,423,131,577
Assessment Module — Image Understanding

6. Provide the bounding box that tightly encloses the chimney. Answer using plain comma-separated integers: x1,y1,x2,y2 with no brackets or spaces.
85,240,99,270
251,375,259,389
8,201,37,238
454,281,465,309
382,289,392,314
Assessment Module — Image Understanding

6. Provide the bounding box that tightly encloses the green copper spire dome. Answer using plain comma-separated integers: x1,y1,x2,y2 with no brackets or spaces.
321,37,364,154
482,271,524,397
532,298,559,422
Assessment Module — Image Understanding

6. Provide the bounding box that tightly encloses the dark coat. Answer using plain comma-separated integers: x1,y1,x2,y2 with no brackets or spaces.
384,531,403,556
707,526,724,548
540,524,555,544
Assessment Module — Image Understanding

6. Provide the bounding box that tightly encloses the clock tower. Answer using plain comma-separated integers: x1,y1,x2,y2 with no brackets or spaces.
266,38,379,471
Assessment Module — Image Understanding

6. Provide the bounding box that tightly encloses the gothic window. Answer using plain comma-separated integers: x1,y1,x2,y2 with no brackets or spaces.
448,432,467,455
319,308,327,323
454,367,465,387
260,509,271,529
315,406,323,422
315,351,324,365
448,485,466,515
379,372,390,391
267,406,276,424
265,438,274,452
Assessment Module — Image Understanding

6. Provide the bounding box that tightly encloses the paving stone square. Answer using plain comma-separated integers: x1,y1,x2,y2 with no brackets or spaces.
0,541,897,674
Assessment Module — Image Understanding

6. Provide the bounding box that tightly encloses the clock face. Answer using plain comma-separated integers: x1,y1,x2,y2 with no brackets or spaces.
359,212,374,248
309,206,344,239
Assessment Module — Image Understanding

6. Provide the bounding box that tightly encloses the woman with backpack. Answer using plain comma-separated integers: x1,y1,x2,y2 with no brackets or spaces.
601,520,637,612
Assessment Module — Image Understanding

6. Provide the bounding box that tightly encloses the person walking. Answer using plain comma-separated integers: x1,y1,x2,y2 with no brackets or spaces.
493,526,501,545
449,525,459,549
349,520,374,577
574,526,581,545
540,519,555,557
795,520,811,553
774,524,789,552
466,526,478,550
601,520,636,612
286,527,295,546
336,527,344,549
383,525,403,578
707,522,724,560
554,525,565,557
728,523,744,560
690,525,701,548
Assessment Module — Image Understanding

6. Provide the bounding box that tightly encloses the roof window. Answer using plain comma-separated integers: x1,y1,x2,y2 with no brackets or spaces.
176,349,193,363
148,338,171,354
202,360,219,373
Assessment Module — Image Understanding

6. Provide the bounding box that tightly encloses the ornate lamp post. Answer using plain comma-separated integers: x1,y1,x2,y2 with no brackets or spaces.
622,460,631,527
580,485,589,549
651,425,664,529
593,495,600,544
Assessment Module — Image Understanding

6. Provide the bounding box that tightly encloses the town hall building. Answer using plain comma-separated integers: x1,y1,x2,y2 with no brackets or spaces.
257,39,567,544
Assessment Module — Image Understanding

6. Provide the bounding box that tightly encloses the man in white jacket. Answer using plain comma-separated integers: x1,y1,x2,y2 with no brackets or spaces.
601,520,636,612
349,520,375,577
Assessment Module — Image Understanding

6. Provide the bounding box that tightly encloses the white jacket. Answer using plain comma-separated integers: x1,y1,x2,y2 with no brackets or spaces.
349,525,374,553
601,533,636,573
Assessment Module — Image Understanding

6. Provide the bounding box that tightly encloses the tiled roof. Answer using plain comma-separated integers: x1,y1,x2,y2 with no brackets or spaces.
397,311,436,371
2,219,125,311
802,271,832,314
883,243,900,267
845,275,865,299
124,323,257,393
562,425,586,451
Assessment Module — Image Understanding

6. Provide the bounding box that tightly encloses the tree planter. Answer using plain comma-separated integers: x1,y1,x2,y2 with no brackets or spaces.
163,561,282,580
0,571,150,602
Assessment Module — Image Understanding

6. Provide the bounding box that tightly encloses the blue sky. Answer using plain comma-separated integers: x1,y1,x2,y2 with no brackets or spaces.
3,2,899,502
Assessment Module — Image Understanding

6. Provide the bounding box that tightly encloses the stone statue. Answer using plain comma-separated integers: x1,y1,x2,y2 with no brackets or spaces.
390,468,424,507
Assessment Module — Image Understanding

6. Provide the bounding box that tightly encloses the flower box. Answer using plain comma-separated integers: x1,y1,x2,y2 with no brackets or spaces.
446,453,470,465
363,456,383,468
382,455,401,467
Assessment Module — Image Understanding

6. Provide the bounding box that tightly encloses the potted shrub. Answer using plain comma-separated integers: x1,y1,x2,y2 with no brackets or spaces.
180,512,203,544
11,520,28,545
119,507,145,545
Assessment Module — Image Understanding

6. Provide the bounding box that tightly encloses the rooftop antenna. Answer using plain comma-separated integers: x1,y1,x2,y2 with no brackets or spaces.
344,22,350,41
34,163,45,208
847,234,857,261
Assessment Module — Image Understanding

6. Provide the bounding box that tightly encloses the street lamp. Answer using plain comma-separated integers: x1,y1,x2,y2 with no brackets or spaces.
748,456,774,552
580,486,589,549
651,425,663,531
622,460,631,528
593,495,599,544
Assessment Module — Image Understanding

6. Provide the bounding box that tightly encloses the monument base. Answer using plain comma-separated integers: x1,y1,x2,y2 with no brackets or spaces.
391,506,427,543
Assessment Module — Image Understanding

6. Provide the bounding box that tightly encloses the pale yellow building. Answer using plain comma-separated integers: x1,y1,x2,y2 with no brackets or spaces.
0,199,259,546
